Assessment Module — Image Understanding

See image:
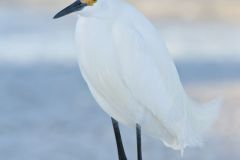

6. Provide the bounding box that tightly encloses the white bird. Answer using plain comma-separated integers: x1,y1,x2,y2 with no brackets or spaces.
54,0,221,159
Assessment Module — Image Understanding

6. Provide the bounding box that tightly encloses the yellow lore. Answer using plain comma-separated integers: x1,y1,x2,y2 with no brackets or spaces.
82,0,97,6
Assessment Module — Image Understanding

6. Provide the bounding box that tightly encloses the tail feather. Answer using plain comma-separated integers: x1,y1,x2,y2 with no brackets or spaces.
165,97,222,151
183,97,222,148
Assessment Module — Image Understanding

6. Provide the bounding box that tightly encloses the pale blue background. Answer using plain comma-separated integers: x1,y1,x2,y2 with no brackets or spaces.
0,0,240,159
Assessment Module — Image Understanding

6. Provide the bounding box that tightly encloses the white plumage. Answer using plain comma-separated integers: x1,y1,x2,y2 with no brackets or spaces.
74,0,221,151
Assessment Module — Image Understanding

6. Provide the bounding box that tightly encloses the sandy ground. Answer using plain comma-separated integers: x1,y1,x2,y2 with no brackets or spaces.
0,62,239,160
2,0,240,23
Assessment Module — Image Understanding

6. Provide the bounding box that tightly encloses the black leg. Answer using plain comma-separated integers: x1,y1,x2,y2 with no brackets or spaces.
136,124,142,160
111,118,127,160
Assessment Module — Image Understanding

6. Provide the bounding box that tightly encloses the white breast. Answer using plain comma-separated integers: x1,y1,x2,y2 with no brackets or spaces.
75,17,145,125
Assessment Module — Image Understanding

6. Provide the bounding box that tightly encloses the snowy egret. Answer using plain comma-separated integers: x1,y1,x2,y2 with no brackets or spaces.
54,0,221,159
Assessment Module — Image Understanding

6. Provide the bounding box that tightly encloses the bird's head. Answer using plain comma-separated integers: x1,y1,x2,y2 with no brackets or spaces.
53,0,115,19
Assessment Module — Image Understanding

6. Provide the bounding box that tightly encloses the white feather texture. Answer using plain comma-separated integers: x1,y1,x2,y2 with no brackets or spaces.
75,0,221,151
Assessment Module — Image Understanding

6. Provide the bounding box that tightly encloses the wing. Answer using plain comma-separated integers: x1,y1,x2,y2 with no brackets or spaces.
112,18,186,125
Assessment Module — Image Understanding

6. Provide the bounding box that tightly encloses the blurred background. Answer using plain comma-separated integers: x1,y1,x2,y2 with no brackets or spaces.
0,0,240,159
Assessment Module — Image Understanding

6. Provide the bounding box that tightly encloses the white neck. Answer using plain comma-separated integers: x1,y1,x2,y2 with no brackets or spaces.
77,0,126,19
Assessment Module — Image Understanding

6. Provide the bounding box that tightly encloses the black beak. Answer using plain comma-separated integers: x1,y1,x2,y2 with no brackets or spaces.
53,0,87,19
